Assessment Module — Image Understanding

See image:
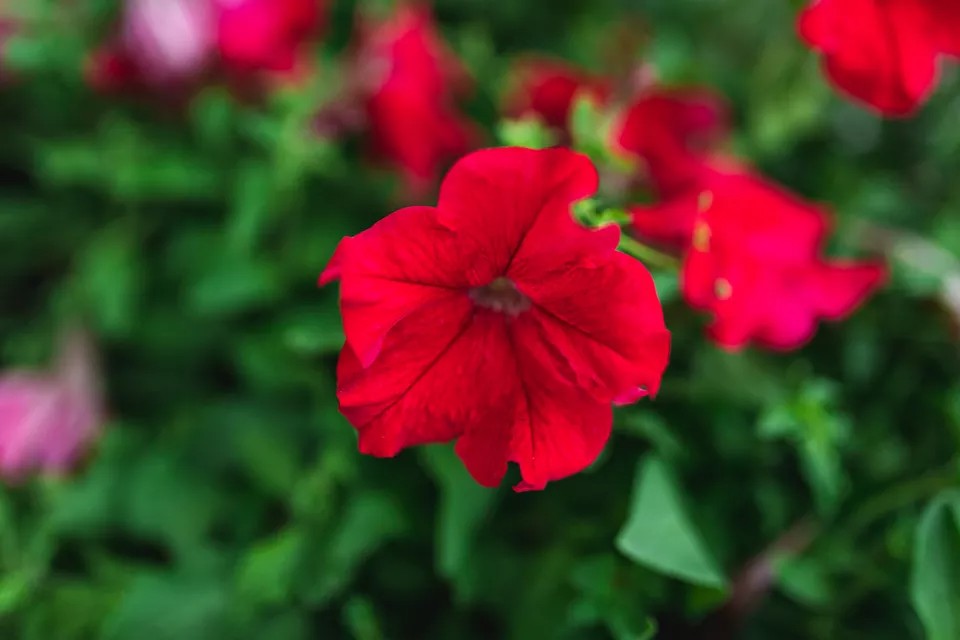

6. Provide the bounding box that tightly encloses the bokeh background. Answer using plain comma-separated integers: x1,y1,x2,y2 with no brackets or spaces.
1,0,960,638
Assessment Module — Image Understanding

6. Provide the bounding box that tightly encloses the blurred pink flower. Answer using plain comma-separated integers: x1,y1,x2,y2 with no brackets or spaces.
88,0,325,94
0,330,104,480
121,0,217,85
88,0,216,91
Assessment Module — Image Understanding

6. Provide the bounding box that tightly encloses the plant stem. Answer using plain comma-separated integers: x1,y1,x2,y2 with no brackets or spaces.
617,234,681,270
837,466,958,538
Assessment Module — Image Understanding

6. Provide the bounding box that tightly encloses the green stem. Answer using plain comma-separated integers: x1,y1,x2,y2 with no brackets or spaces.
837,466,958,538
617,234,681,270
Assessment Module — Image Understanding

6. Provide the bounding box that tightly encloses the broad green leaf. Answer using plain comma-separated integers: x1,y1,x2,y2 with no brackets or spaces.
420,446,498,599
236,527,305,606
775,556,834,607
101,574,231,640
278,300,345,356
617,456,726,589
911,490,960,640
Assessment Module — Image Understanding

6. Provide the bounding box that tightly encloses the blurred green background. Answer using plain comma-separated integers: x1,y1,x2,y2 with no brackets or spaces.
1,0,960,638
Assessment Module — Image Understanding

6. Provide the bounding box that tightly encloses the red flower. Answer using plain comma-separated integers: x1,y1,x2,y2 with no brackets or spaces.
321,147,670,491
505,58,611,134
675,170,885,350
216,0,323,75
355,5,475,193
798,0,960,116
627,157,741,249
614,88,728,198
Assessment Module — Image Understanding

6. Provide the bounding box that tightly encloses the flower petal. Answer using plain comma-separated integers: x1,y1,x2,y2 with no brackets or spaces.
516,251,670,401
0,375,62,478
337,303,524,463
452,315,614,492
799,0,940,116
436,147,600,282
811,260,887,319
321,206,473,366
615,88,728,197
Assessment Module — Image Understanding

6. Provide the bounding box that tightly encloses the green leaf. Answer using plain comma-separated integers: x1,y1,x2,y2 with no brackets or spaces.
74,226,142,337
278,300,345,356
342,597,383,640
420,446,498,599
758,379,850,514
188,254,283,317
24,581,117,640
306,493,407,604
236,527,305,606
0,571,34,616
775,555,834,608
570,92,606,153
616,456,726,589
227,161,275,254
496,117,557,149
910,490,960,640
101,574,231,640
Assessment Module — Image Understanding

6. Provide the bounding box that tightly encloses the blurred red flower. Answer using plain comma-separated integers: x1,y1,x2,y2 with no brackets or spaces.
0,330,104,480
321,147,670,491
614,88,729,198
216,0,323,76
673,169,885,350
353,5,475,194
798,0,960,116
628,156,740,249
504,58,611,135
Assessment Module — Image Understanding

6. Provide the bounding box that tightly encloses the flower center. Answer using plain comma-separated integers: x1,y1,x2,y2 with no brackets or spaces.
469,277,531,315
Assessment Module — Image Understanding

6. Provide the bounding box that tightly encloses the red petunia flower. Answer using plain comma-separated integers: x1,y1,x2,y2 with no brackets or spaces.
216,0,323,76
321,147,671,491
676,170,886,350
614,88,729,198
355,5,475,194
504,58,611,135
627,157,743,249
933,0,960,56
798,0,960,116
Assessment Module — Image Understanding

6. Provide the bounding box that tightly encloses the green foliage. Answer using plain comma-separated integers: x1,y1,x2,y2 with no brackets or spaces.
911,491,960,640
617,456,726,589
0,0,958,638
